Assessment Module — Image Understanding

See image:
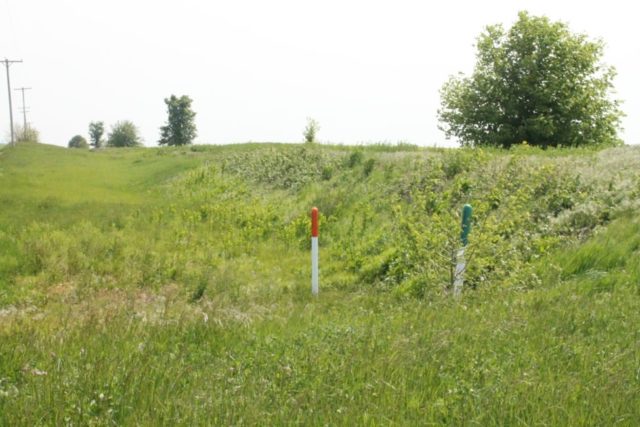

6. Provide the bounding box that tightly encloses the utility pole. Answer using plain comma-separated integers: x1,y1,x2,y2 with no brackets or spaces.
14,86,31,136
2,58,23,145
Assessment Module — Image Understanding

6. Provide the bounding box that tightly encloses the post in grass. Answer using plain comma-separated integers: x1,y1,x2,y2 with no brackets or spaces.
453,204,472,297
311,207,319,296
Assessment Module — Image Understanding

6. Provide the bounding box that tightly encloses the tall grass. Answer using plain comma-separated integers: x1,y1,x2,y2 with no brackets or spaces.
2,264,639,424
1,142,640,424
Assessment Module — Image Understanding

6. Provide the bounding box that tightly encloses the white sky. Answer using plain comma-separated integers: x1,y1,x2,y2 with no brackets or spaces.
1,0,638,147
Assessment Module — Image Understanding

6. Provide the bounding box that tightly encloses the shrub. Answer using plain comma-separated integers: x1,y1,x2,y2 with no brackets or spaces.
303,118,320,143
107,121,142,147
13,124,40,143
68,135,89,149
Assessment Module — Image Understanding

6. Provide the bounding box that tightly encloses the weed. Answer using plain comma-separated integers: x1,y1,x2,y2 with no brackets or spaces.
1,142,640,424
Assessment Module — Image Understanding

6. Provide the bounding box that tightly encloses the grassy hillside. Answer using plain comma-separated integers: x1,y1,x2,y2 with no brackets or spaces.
1,142,639,425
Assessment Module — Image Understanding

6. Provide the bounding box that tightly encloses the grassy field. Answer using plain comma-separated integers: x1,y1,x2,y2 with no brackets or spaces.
1,142,639,425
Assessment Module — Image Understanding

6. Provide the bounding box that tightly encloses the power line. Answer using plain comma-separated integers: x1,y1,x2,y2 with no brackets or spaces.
14,86,31,135
2,58,23,145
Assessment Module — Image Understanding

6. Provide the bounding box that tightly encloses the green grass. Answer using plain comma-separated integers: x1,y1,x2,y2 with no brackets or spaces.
0,143,201,226
1,142,640,425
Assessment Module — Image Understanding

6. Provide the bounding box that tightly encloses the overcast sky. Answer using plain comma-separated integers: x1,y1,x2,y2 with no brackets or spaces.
1,0,638,147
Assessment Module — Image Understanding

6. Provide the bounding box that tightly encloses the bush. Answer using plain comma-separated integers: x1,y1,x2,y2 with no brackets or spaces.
107,121,142,147
363,158,376,177
303,118,320,143
346,150,363,168
13,124,40,143
68,135,89,149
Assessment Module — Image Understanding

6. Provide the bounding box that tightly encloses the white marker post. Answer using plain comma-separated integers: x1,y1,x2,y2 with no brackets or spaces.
311,207,319,296
453,204,472,297
453,249,465,297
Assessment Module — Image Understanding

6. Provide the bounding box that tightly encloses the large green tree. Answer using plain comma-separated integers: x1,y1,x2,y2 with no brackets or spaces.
438,11,623,148
159,95,197,146
107,121,142,147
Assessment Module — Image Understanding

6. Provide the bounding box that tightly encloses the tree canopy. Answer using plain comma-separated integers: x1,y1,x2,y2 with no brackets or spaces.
438,11,623,148
107,121,142,148
68,135,88,149
89,121,105,148
159,95,197,146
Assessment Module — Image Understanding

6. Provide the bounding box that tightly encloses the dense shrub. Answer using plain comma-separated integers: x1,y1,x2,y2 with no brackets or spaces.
107,121,142,147
68,135,89,149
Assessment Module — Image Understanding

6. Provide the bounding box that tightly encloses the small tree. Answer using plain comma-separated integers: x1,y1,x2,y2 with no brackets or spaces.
303,118,320,143
158,95,197,146
438,11,623,148
89,121,105,148
68,135,89,149
14,124,40,143
107,121,142,147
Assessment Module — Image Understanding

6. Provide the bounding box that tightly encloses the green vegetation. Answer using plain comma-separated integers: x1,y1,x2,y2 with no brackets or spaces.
68,135,89,149
89,121,105,148
303,118,320,143
159,95,197,146
107,121,142,147
1,142,639,424
439,11,623,148
14,124,40,144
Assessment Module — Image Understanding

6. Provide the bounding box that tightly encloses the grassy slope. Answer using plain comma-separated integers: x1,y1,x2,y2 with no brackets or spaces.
1,142,639,425
0,143,200,224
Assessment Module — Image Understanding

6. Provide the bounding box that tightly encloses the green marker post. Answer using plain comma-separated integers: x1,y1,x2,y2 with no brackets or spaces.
460,204,473,246
454,204,472,296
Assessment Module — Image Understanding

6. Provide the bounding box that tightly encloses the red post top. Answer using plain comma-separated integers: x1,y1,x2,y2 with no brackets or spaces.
311,207,319,237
